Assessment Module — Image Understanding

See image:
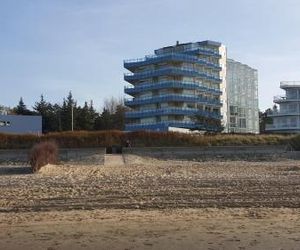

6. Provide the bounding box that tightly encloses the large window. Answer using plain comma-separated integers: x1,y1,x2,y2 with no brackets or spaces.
0,121,11,127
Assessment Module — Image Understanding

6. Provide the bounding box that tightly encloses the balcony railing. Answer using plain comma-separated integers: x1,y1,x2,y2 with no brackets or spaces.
280,81,300,89
125,108,222,119
273,95,300,103
124,81,222,96
124,53,221,70
125,120,221,132
267,110,300,117
265,124,300,131
124,94,222,107
124,67,221,83
155,45,220,56
186,47,221,58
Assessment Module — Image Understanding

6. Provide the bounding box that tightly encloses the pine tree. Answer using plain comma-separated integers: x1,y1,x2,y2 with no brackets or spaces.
60,91,76,131
14,97,33,115
33,95,59,132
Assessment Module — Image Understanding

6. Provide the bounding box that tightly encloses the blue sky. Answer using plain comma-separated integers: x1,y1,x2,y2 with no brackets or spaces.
0,0,300,110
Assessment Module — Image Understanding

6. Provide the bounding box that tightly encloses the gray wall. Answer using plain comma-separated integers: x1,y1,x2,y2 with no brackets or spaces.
0,148,106,165
123,146,289,161
0,114,42,134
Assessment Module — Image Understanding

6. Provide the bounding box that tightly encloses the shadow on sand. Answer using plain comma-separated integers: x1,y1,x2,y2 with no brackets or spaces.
0,166,32,176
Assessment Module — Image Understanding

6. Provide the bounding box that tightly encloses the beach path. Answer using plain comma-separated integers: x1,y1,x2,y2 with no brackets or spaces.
104,154,125,167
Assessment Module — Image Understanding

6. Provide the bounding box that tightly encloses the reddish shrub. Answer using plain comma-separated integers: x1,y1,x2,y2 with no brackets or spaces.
29,141,58,172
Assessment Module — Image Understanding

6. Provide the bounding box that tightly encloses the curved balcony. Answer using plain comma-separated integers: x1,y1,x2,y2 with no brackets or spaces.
124,94,222,107
124,67,222,84
124,81,222,96
265,124,300,132
125,120,221,132
267,111,300,117
273,96,300,103
280,81,300,89
125,108,222,120
125,121,197,131
124,53,221,71
186,48,221,58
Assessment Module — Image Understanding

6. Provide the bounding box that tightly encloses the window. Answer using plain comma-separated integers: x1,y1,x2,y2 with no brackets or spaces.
0,121,11,127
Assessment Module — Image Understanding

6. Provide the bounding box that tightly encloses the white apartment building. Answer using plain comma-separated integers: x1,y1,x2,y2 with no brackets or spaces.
266,81,300,133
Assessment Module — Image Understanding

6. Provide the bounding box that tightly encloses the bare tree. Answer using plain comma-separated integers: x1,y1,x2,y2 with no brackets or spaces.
103,96,124,114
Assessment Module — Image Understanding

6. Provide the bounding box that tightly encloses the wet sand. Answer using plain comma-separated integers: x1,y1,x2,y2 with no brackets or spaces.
1,208,300,250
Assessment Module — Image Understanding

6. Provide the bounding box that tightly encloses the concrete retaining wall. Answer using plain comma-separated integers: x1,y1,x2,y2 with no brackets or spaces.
123,146,291,161
0,145,296,164
0,148,106,165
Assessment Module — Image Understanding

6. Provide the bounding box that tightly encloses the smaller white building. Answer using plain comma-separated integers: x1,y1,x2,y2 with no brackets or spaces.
266,81,300,133
0,114,42,135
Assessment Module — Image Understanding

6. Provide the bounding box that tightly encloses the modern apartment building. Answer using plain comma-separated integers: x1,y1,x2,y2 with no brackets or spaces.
124,40,227,132
266,81,300,133
226,59,259,133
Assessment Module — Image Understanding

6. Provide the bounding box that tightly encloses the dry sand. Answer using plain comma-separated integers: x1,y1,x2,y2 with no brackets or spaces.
0,155,300,249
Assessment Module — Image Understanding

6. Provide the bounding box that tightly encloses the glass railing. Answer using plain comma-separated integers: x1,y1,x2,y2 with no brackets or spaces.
273,96,300,102
265,124,299,130
124,67,221,83
125,108,222,119
125,120,221,131
125,121,198,131
124,81,222,95
124,94,222,106
267,110,300,116
124,53,221,69
280,81,300,88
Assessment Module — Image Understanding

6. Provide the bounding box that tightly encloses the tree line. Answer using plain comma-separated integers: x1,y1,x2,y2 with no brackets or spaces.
8,92,127,133
4,92,275,134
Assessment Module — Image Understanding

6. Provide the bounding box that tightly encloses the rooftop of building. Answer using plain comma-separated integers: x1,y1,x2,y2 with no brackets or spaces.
227,58,257,71
280,81,300,89
154,40,222,55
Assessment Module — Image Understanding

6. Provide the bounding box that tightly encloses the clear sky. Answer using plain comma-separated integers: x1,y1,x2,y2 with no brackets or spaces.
1,0,299,111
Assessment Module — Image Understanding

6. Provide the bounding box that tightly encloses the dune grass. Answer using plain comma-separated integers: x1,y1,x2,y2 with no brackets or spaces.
0,130,293,149
29,141,58,172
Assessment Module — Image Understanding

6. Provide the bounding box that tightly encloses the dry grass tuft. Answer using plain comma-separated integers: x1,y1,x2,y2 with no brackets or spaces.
29,141,58,172
0,130,293,149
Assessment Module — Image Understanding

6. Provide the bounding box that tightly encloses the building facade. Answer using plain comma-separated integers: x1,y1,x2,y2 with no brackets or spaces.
124,40,227,132
0,114,42,134
226,59,259,133
266,81,300,133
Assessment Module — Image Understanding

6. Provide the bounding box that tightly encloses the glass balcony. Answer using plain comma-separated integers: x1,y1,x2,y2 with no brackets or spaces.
273,96,300,103
124,81,222,96
124,94,222,107
125,108,222,119
280,81,300,89
267,110,300,117
185,48,221,58
125,120,221,132
265,124,300,131
124,67,222,83
124,53,221,71
125,121,196,131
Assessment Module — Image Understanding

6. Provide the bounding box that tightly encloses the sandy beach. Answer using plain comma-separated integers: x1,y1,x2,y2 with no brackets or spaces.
0,155,299,249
